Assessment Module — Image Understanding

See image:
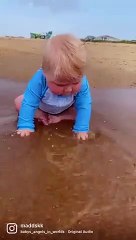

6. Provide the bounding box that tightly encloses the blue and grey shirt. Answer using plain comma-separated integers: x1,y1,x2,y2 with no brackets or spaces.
17,68,92,133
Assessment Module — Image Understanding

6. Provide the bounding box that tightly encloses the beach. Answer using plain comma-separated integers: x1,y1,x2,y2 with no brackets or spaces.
0,38,136,240
0,38,136,87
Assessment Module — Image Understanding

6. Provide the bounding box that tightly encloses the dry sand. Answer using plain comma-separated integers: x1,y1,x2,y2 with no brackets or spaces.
0,38,136,240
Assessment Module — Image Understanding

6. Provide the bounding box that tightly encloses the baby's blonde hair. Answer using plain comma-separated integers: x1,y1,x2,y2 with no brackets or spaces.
42,34,86,83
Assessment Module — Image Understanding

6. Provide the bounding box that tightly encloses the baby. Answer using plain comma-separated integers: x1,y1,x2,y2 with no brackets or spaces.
15,34,92,140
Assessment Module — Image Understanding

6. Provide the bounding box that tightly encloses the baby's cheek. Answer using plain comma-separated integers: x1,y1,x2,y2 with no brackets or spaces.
48,84,63,95
73,84,81,93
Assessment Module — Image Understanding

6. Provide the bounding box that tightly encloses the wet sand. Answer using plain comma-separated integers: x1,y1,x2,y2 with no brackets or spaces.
0,79,136,240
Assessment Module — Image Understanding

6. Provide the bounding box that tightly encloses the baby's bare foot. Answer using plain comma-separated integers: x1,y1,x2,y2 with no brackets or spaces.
35,109,49,125
48,115,62,124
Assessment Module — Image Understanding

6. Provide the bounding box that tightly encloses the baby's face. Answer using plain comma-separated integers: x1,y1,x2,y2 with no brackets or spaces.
44,72,81,95
47,81,81,95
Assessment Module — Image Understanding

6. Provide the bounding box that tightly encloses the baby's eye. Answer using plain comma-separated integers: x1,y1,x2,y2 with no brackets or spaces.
73,82,79,85
54,82,65,86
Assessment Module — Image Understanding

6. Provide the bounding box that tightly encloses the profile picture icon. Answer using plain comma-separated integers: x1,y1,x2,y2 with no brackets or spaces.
6,223,17,234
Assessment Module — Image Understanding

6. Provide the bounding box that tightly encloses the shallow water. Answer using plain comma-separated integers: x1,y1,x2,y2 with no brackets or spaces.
92,88,136,157
0,79,136,239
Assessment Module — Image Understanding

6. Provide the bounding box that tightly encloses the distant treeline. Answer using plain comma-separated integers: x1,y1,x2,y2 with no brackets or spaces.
81,39,136,44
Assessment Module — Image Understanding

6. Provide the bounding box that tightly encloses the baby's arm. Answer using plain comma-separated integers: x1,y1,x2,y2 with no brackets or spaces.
17,69,45,136
73,76,92,140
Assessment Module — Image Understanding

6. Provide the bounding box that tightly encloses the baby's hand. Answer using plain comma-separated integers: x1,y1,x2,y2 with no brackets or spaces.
76,132,88,140
16,129,33,137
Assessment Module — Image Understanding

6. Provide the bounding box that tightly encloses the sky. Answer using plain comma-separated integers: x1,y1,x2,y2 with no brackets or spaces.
0,0,136,40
